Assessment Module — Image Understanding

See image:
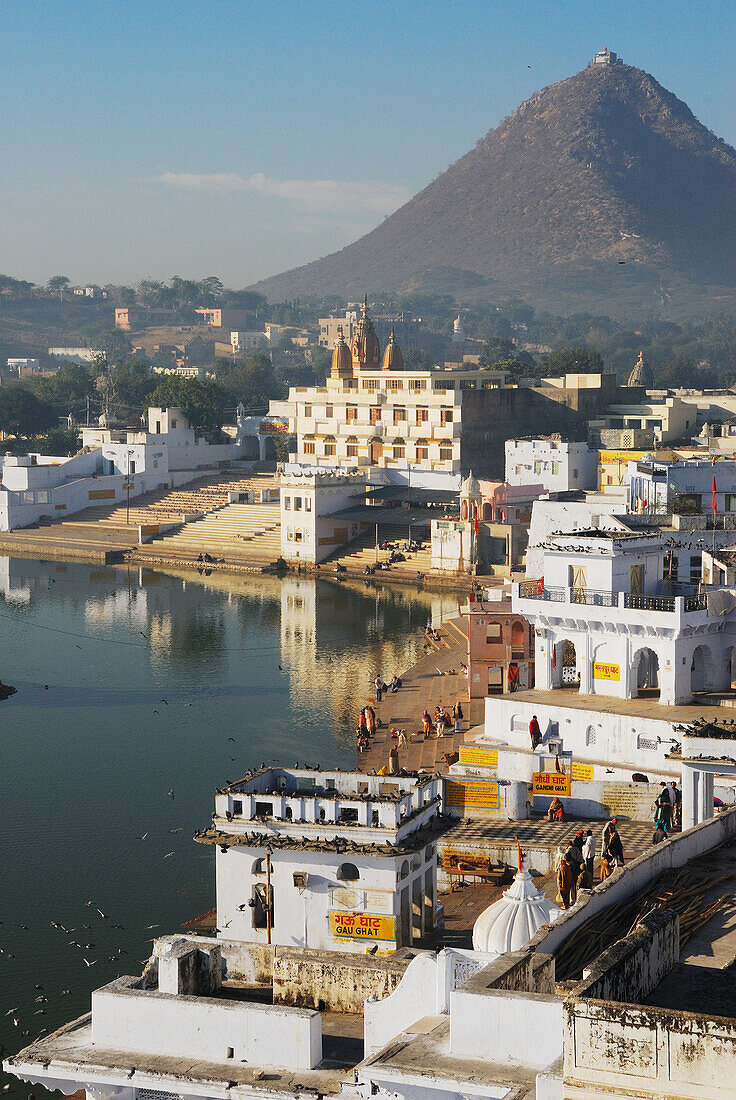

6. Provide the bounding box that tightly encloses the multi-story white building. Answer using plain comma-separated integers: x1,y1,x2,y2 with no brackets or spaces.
505,438,598,493
270,299,506,486
280,469,366,563
629,456,736,516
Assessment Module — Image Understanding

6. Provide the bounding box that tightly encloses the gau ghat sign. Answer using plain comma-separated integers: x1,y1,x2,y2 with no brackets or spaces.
329,912,396,942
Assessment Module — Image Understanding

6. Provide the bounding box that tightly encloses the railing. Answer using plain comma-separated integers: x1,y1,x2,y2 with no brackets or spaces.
623,593,675,612
519,582,708,614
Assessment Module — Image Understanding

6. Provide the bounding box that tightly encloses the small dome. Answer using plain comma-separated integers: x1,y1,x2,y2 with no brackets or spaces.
472,865,560,953
627,350,654,388
331,329,353,379
382,328,403,371
460,470,481,498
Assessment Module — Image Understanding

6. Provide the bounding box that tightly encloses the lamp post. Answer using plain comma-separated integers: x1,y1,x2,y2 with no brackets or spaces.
126,449,134,524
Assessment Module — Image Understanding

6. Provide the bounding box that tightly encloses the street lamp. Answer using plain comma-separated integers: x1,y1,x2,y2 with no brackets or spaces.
126,448,134,524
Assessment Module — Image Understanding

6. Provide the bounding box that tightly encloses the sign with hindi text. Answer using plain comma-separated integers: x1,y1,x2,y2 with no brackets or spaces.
445,779,500,811
329,912,395,942
458,746,499,768
593,662,620,681
533,771,572,797
571,761,595,782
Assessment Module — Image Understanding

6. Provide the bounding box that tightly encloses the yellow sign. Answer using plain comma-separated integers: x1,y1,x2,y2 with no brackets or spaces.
442,848,495,876
593,662,620,681
598,450,647,464
458,746,499,768
329,912,395,942
571,761,595,782
533,771,572,797
445,779,500,810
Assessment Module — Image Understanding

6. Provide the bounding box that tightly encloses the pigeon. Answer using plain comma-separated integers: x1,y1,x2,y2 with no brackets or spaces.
167,789,175,799
82,957,96,967
163,852,174,859
136,832,148,841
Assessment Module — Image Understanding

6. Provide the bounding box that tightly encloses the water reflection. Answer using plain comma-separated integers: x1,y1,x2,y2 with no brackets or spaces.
0,556,462,1098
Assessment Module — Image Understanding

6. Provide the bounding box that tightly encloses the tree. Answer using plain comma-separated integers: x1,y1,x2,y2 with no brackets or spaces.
403,347,433,370
34,426,81,456
34,364,96,416
214,354,284,410
110,359,157,410
0,384,56,437
147,376,227,430
544,346,604,376
478,337,516,367
47,274,71,300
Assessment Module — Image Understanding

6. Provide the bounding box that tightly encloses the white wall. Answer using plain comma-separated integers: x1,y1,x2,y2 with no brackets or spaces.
449,987,563,1069
92,978,321,1070
505,440,597,493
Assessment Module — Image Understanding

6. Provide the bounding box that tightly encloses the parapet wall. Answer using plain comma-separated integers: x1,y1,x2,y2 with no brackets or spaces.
570,909,680,1005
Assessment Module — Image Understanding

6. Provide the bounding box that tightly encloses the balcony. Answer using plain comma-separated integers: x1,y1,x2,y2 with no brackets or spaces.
516,581,708,616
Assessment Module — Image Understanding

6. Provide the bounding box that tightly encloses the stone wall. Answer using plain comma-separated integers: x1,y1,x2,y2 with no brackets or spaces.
569,909,679,1004
272,945,419,1012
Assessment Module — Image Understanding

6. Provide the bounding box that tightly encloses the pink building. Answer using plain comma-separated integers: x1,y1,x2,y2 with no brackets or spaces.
462,589,534,698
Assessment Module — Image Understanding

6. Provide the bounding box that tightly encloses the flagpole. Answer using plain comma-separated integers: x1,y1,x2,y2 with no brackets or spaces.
713,474,717,555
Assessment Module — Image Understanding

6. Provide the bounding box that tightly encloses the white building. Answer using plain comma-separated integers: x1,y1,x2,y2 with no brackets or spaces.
231,330,269,355
505,438,598,493
47,346,102,365
270,301,506,487
7,357,40,374
280,469,366,563
201,766,444,953
629,456,736,516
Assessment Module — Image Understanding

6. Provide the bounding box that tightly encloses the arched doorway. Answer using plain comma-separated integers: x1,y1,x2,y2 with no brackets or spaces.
632,647,660,699
553,639,579,690
691,644,716,694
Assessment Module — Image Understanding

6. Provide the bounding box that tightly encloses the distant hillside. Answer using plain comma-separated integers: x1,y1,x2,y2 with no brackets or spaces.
252,60,736,317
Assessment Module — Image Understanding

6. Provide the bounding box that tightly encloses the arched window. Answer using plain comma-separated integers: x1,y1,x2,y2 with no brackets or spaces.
400,860,410,879
336,862,360,881
482,502,493,520
324,435,336,457
346,435,358,458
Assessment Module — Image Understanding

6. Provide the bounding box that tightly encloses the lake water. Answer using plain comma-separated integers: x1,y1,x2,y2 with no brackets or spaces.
0,557,462,1094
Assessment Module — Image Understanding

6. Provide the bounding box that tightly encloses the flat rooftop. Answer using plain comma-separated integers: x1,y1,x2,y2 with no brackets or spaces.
6,1012,353,1097
499,687,736,727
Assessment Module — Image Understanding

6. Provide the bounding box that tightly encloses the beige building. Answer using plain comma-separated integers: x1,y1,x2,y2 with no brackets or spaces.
271,299,506,483
589,393,694,445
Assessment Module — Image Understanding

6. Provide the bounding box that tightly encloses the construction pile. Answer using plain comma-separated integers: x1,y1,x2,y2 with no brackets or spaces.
555,846,734,981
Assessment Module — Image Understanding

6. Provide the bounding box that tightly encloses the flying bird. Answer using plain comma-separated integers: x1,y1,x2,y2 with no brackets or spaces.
167,788,175,799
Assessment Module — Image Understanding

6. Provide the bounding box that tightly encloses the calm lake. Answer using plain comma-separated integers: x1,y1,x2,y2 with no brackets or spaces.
0,557,462,1094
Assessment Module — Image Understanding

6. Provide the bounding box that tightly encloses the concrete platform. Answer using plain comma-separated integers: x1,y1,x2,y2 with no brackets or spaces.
505,686,736,725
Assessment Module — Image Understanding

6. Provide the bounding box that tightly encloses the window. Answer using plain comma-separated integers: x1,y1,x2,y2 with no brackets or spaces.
294,497,302,511
727,494,736,513
393,407,407,425
386,378,402,390
324,437,336,456
305,497,312,512
304,440,315,455
304,404,311,417
338,807,359,824
416,442,429,461
534,461,542,474
552,462,560,475
255,801,273,817
393,437,405,459
690,554,701,582
416,407,429,425
346,406,358,423
346,436,359,458
409,379,426,392
284,497,291,510
232,800,243,815
171,419,177,429
486,623,501,641
295,530,303,542
336,861,360,880
434,380,455,391
573,469,579,479
370,406,382,424
325,404,333,417
362,379,379,391
440,409,453,425
439,446,453,461
252,883,273,929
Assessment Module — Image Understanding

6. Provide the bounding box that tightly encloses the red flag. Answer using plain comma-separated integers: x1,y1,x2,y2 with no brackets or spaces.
713,475,718,516
473,514,479,535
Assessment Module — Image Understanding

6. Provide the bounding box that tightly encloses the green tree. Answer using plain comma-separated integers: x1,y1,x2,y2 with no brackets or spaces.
544,346,604,376
34,364,96,416
0,384,56,437
34,425,81,456
47,274,71,299
147,376,227,430
403,347,433,370
110,359,157,410
214,354,284,410
478,337,516,367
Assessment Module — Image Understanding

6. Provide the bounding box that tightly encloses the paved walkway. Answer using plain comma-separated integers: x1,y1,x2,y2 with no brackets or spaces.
357,618,485,775
441,817,654,860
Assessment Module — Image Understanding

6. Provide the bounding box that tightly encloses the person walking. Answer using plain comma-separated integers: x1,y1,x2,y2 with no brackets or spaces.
388,745,399,775
365,705,376,736
655,782,672,836
583,829,596,879
529,715,542,750
671,780,681,829
358,711,368,739
421,709,432,736
602,818,625,868
557,851,576,909
374,675,385,702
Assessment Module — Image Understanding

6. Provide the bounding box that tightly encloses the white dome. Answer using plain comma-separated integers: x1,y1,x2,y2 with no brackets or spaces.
461,470,480,498
472,866,561,954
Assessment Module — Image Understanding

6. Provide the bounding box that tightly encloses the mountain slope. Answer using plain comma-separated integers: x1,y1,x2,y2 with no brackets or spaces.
252,62,736,315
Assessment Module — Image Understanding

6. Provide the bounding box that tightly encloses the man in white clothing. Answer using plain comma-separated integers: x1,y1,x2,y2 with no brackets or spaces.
583,828,596,878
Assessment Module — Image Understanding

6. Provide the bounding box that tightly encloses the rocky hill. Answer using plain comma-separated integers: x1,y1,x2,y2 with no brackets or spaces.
252,61,736,316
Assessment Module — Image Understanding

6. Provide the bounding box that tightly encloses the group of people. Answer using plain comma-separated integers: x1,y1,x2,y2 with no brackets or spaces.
357,704,377,752
654,779,681,839
424,625,442,644
556,818,625,909
374,674,401,702
421,702,463,738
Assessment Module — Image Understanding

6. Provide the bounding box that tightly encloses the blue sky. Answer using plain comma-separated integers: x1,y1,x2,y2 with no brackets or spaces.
1,0,734,288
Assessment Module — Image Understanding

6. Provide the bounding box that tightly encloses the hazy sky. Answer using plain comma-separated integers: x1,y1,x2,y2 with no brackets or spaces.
2,0,734,289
